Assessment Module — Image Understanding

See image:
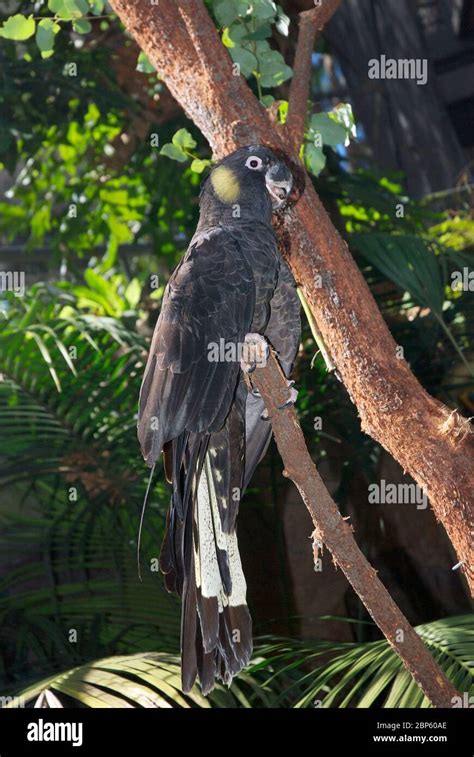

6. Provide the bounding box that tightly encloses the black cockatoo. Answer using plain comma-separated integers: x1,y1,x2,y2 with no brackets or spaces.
138,145,301,695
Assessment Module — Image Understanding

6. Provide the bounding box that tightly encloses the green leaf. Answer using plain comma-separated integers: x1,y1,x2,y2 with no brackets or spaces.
106,216,133,244
26,331,62,392
82,270,124,316
349,233,473,377
0,14,36,41
136,51,155,74
31,206,51,241
58,143,75,161
258,48,292,87
252,0,278,21
72,18,92,34
214,0,251,27
160,143,188,163
261,95,275,108
99,189,129,205
229,46,258,78
242,24,271,41
308,112,348,149
278,99,289,124
35,18,61,59
48,0,89,21
331,102,357,144
89,0,105,13
304,143,326,176
99,236,118,273
124,279,141,308
190,158,211,174
224,22,247,44
172,128,197,152
0,291,184,685
221,27,235,48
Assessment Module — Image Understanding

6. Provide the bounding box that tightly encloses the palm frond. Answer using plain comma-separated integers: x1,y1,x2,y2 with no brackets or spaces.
5,617,472,708
250,615,474,708
5,652,267,708
0,286,180,685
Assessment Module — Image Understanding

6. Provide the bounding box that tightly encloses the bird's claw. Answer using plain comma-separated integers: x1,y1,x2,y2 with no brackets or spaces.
240,333,269,374
277,379,298,409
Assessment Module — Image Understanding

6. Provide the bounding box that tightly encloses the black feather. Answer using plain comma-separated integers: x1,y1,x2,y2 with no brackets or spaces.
138,146,300,695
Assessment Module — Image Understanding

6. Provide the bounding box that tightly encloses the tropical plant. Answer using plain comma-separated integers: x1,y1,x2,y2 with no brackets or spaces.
5,653,267,708
0,284,179,686
3,616,472,708
250,615,474,708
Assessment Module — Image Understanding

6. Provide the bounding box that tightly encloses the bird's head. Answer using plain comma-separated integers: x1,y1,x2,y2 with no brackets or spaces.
199,145,293,226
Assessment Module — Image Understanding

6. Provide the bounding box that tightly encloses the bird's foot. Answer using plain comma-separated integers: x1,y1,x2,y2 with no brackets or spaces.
277,379,298,409
240,333,269,374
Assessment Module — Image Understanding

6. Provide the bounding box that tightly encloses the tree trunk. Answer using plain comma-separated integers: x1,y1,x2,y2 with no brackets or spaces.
324,0,468,197
108,0,474,593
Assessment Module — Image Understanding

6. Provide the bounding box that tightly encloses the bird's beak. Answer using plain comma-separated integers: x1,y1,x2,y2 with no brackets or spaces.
265,162,293,210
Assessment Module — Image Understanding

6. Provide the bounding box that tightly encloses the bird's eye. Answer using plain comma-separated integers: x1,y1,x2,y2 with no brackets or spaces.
245,156,263,170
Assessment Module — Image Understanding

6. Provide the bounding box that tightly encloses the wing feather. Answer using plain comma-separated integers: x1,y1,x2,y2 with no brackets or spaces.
138,228,255,465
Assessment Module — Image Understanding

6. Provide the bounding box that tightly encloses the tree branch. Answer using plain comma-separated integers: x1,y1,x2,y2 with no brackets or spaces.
107,0,474,592
287,0,343,150
250,348,459,708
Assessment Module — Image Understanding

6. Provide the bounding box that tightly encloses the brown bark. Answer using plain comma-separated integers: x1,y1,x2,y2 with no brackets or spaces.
107,0,474,592
286,0,342,149
250,347,459,707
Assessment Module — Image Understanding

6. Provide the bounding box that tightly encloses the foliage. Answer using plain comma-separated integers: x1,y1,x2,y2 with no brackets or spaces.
0,1,104,58
251,615,474,708
304,104,356,176
6,652,262,708
160,128,212,174
4,616,473,707
215,0,292,94
0,286,179,686
0,104,200,273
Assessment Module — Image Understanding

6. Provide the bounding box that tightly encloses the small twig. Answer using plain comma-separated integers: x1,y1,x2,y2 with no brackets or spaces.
286,0,343,151
251,348,460,708
298,288,336,373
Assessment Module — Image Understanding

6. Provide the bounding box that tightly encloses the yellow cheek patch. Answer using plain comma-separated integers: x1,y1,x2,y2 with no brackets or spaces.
210,166,240,203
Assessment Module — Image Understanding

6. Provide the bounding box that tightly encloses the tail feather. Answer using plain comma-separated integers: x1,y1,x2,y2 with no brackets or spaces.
189,449,252,693
160,421,252,695
181,553,198,693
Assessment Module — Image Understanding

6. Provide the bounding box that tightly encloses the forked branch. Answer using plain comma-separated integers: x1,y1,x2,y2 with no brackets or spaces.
287,0,343,149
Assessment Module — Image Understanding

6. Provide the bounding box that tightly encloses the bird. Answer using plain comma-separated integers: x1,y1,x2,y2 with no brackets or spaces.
137,145,301,695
